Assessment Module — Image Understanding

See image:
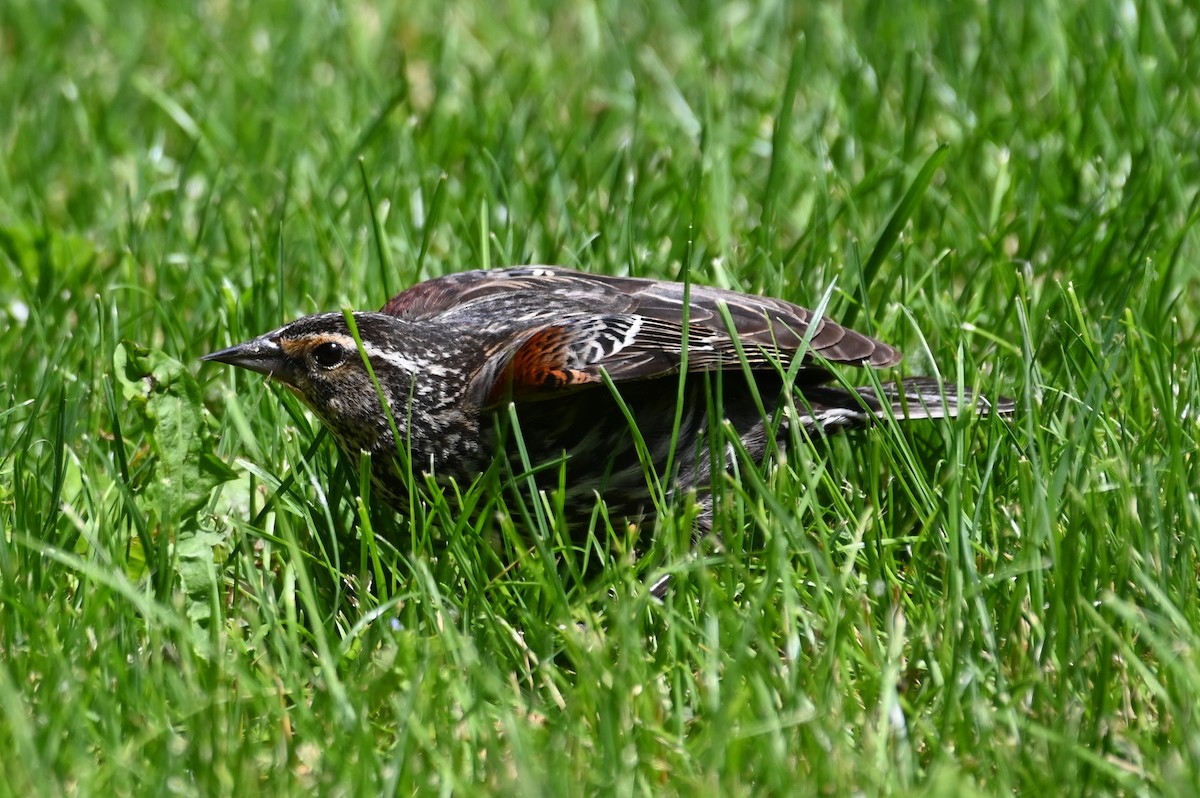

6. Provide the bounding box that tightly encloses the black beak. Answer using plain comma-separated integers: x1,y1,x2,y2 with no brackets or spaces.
202,337,289,379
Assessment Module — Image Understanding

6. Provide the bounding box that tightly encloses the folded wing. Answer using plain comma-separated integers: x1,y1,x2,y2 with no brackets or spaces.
381,267,903,405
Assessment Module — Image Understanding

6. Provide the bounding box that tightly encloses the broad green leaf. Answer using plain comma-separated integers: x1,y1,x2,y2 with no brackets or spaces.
114,340,237,522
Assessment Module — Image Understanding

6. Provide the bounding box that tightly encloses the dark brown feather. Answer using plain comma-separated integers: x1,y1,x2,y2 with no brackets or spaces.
383,267,902,405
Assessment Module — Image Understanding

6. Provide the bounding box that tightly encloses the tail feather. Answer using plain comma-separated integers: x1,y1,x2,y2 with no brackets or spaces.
798,378,1014,433
860,377,1015,420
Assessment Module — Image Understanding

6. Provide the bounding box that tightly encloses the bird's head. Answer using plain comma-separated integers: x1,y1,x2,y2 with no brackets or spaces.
203,312,429,454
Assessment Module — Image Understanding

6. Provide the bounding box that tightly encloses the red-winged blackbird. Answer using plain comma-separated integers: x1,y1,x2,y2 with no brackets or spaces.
204,267,1011,532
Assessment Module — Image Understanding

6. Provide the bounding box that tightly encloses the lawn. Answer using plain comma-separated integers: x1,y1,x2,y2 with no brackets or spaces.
2,0,1199,794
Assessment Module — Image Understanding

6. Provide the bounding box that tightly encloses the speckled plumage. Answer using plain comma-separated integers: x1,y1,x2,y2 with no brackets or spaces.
204,266,1011,532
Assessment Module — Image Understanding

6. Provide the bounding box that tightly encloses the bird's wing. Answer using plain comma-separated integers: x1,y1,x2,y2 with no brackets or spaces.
385,267,903,405
470,314,790,406
380,267,632,320
614,275,900,368
383,266,899,365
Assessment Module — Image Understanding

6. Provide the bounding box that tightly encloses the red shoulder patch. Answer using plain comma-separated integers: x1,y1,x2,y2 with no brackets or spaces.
486,326,601,405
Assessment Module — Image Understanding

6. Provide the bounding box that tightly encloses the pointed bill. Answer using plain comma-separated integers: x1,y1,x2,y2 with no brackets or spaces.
202,337,289,379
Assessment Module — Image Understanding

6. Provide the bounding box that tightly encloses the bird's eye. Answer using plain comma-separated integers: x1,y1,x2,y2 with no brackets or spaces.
311,341,348,369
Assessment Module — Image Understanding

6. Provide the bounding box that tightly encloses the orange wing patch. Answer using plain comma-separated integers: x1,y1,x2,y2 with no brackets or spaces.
487,326,602,404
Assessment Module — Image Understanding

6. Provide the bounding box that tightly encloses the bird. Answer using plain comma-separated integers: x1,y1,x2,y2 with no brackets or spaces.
203,266,1011,539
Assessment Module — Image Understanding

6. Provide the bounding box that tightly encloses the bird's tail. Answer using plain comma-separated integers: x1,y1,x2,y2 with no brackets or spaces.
859,377,1015,421
798,377,1014,433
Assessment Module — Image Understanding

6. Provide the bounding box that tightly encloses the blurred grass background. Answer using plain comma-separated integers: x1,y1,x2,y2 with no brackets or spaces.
2,0,1199,794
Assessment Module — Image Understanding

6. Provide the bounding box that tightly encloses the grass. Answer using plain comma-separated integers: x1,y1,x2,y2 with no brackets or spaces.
2,0,1199,794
